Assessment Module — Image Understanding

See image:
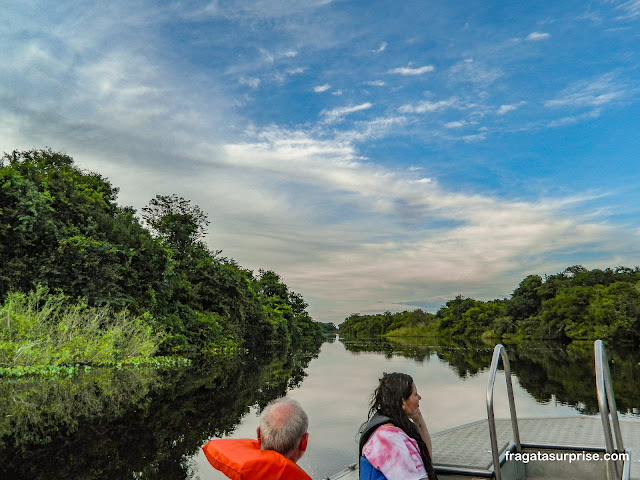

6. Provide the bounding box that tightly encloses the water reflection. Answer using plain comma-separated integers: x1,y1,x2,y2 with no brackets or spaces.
0,348,320,480
341,336,640,416
1,338,638,480
195,337,640,480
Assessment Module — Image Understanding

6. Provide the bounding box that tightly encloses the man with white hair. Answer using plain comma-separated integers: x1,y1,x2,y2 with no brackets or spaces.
257,396,310,463
202,397,312,480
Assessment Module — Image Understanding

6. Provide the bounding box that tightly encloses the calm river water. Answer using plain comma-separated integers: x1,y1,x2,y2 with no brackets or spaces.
1,336,638,480
192,337,640,480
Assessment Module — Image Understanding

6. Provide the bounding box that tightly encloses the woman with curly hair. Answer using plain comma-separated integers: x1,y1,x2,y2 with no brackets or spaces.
359,372,437,480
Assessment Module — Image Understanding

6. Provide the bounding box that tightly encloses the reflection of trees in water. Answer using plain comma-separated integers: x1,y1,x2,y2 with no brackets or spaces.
339,336,640,417
0,346,320,480
507,344,594,412
495,342,638,416
340,336,493,376
340,337,401,359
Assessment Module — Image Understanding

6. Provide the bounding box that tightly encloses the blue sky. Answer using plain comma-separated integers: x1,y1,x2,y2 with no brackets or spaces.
2,0,640,322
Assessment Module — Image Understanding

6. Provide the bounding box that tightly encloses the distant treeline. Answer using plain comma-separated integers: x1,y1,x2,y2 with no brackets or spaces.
338,265,640,344
0,149,328,365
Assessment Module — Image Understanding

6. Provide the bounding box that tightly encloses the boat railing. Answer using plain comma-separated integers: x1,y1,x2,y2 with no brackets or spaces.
594,339,626,479
486,344,521,480
622,448,631,480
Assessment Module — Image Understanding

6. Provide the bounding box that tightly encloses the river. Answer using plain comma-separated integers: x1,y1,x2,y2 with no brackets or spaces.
1,336,638,479
193,336,640,479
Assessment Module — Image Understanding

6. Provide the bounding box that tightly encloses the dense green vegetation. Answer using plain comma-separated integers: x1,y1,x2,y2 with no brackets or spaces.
318,321,338,335
0,287,192,377
339,309,437,337
0,149,324,374
339,265,640,345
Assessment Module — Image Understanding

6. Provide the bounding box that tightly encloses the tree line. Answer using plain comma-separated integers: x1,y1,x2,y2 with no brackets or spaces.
338,265,640,345
0,149,328,365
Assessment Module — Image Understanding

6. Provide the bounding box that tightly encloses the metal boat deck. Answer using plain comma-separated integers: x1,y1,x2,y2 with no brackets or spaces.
433,416,640,477
329,416,640,480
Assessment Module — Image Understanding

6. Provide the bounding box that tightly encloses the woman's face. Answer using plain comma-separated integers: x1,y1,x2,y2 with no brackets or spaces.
402,382,421,417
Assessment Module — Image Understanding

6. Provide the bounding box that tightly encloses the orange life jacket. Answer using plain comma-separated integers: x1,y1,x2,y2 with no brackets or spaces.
202,438,312,480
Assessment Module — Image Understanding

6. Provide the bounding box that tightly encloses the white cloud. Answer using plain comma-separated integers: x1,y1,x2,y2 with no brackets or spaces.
239,76,261,88
526,32,550,41
497,105,517,115
332,90,344,96
388,65,435,75
314,83,331,93
373,42,387,53
448,58,502,87
211,126,623,319
545,73,624,108
217,127,465,213
398,98,459,114
364,80,386,87
445,120,466,128
547,109,601,128
259,48,275,64
191,0,339,20
615,0,640,20
462,132,488,142
320,102,373,123
497,101,526,115
216,127,577,227
336,116,408,143
576,10,603,23
68,51,190,133
547,92,620,108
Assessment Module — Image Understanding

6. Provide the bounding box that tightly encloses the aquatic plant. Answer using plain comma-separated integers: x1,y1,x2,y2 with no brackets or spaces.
0,287,172,376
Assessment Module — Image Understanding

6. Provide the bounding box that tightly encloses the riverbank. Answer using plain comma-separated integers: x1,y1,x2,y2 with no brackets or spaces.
339,265,640,345
1,150,327,377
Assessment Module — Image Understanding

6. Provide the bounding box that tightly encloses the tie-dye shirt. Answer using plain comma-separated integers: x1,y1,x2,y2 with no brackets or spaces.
362,425,428,480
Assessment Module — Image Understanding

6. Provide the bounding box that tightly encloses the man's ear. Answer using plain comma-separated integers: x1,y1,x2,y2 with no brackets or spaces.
299,432,309,452
257,427,262,443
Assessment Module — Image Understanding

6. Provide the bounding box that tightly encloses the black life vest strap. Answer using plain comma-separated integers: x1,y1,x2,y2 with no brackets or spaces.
358,413,393,456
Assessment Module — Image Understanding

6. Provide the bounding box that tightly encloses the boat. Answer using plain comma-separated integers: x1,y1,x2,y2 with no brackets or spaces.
327,340,639,480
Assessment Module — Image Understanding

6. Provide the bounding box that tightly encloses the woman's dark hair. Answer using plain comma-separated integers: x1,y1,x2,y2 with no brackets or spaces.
369,372,438,480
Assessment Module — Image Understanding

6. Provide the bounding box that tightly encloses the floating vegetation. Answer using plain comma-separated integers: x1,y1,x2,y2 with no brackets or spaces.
0,356,191,378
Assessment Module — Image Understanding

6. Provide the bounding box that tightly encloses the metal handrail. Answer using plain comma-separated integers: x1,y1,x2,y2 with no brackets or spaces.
486,344,521,480
594,339,625,479
622,448,631,480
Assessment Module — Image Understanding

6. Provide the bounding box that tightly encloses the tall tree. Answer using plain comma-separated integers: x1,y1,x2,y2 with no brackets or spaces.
0,149,167,308
141,194,210,259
